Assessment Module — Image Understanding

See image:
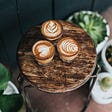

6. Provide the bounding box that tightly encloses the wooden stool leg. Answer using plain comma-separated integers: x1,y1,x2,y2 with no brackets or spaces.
18,73,33,112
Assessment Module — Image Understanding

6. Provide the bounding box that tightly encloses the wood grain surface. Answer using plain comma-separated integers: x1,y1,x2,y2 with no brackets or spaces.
17,20,96,93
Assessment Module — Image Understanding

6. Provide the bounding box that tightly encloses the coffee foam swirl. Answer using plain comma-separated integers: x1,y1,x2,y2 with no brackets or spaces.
60,39,78,55
37,45,50,57
47,21,58,33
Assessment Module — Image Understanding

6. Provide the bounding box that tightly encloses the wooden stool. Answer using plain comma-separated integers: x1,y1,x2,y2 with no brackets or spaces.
17,21,97,112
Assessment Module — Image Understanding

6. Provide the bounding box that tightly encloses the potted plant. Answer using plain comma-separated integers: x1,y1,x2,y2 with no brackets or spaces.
101,39,112,73
0,63,23,112
67,10,110,54
91,72,112,104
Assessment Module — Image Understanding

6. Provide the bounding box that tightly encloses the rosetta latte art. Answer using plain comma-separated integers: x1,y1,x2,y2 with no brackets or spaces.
41,20,62,40
61,39,78,55
47,21,58,33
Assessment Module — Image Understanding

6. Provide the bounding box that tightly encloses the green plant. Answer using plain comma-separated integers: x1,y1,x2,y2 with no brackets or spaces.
99,76,112,91
0,63,23,112
67,11,107,46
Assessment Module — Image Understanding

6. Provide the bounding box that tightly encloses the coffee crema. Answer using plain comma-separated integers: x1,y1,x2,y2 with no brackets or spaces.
32,40,55,65
57,37,80,62
41,20,62,40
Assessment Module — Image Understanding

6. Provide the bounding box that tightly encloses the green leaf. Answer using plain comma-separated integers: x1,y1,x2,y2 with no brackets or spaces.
0,94,23,112
0,63,11,90
83,15,90,25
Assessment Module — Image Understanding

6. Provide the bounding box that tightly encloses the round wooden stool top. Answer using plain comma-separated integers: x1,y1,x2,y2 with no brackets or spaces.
17,20,96,93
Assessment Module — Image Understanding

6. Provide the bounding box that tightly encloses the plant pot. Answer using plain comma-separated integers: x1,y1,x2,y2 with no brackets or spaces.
101,39,112,73
91,72,112,104
3,81,19,95
67,10,110,54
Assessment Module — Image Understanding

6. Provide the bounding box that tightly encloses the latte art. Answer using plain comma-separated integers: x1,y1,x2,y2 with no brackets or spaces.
41,20,62,40
32,40,55,65
37,45,50,57
61,40,78,55
47,21,58,33
57,37,79,62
